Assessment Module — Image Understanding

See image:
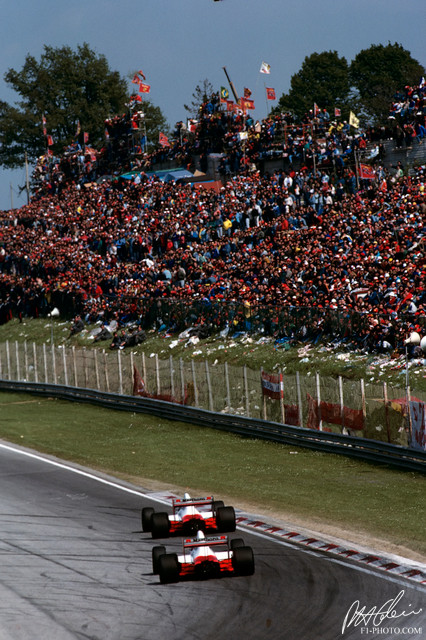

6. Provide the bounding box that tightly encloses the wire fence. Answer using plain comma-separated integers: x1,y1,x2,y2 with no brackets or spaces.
1,339,424,449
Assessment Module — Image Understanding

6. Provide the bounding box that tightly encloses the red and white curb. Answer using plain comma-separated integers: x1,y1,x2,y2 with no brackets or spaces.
149,491,426,585
235,514,426,585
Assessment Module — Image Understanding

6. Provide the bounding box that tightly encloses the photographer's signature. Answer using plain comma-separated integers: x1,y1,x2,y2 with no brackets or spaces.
342,590,422,634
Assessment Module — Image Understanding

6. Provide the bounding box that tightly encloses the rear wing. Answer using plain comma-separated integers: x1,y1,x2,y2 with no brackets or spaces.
183,535,228,550
173,496,214,510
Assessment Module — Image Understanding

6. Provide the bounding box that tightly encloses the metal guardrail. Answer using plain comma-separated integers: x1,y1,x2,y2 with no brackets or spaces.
1,380,425,473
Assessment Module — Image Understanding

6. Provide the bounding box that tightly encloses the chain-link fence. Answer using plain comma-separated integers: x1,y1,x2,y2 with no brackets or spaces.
1,339,424,448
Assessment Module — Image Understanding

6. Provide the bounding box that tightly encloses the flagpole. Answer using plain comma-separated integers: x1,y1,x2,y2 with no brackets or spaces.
354,148,360,191
25,152,30,205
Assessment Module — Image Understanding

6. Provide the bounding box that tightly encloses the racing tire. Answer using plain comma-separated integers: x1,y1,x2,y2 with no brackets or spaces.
152,545,166,574
216,506,236,532
230,538,245,550
141,507,155,532
151,512,171,539
213,500,225,513
232,546,255,576
159,553,180,584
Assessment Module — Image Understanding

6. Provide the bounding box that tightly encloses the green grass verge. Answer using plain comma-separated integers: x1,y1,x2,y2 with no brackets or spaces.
1,392,425,558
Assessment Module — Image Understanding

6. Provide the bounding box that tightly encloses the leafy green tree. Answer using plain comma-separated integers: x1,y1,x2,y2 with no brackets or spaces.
274,51,350,119
184,79,216,117
349,43,425,124
0,43,128,168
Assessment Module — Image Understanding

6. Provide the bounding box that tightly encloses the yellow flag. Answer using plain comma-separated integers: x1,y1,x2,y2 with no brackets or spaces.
349,111,359,128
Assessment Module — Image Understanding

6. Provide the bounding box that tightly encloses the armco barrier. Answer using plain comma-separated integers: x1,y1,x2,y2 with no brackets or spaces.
1,380,425,473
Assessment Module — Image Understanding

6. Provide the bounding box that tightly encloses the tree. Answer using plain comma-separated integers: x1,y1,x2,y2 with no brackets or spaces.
274,51,350,120
184,79,216,117
349,43,425,124
0,43,129,168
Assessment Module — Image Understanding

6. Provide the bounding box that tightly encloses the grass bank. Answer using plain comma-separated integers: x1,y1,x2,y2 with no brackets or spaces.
1,317,425,392
0,392,424,559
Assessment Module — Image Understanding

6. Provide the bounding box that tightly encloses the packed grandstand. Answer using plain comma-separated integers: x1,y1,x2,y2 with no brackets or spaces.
0,79,425,355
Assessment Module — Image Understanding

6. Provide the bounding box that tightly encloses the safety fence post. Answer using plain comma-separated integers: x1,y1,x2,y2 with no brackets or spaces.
205,360,213,412
316,372,322,431
244,365,250,417
296,371,303,428
33,342,38,383
191,360,199,407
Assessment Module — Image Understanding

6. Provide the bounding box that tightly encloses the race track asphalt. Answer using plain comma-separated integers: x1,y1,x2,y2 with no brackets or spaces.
0,442,425,640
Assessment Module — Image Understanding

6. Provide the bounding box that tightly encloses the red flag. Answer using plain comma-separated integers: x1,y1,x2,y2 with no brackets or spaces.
266,87,276,100
359,163,376,180
244,87,252,99
132,73,140,84
138,82,151,94
159,132,170,147
83,132,89,144
130,94,142,103
138,69,146,80
241,98,255,110
334,107,341,117
226,100,235,111
47,135,54,146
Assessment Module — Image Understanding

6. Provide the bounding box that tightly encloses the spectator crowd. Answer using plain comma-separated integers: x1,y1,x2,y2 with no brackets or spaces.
0,79,425,354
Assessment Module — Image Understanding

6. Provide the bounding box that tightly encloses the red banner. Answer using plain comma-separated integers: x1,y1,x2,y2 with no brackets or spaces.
159,132,170,147
266,87,276,100
133,366,188,404
261,371,283,400
359,164,376,180
307,393,364,430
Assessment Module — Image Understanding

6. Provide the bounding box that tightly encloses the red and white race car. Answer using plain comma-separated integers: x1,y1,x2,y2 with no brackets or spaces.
152,530,255,583
142,493,236,538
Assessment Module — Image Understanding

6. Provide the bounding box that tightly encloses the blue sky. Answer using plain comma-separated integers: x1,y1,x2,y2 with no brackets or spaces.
1,0,424,210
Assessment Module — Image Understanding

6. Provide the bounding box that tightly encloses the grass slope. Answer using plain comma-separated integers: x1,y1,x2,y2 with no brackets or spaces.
1,317,425,391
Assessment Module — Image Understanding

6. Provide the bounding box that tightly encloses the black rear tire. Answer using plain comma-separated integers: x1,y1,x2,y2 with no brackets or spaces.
159,553,180,584
213,500,224,513
232,546,255,576
151,512,171,539
216,506,236,532
142,507,154,532
152,545,166,574
230,538,244,550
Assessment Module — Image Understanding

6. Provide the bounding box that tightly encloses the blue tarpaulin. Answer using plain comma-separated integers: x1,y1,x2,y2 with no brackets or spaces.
120,168,193,182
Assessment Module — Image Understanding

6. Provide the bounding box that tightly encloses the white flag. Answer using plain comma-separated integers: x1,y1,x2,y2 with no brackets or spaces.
260,61,271,74
349,111,359,129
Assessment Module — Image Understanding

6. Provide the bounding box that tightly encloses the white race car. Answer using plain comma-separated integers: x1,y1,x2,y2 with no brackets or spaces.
152,530,255,583
142,493,236,538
